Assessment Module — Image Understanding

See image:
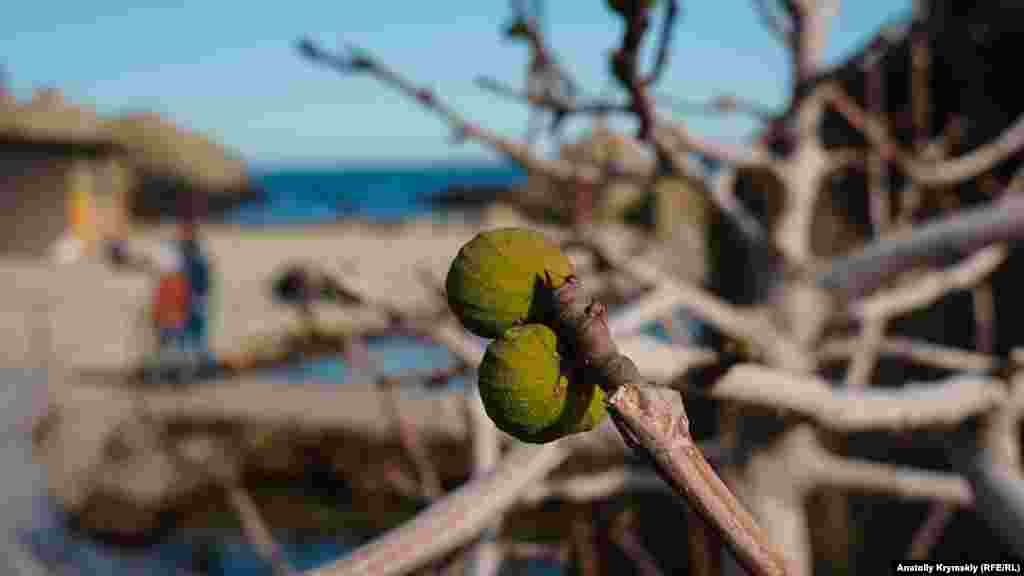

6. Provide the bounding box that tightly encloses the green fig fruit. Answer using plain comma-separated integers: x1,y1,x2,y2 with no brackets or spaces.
446,228,573,340
478,324,607,444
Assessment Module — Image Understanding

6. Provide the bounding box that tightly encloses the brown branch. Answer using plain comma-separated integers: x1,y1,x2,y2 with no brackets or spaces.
506,2,579,99
378,375,443,500
610,509,665,576
641,0,680,87
549,278,791,576
475,76,627,117
863,44,892,232
297,38,650,186
610,0,667,146
906,505,956,560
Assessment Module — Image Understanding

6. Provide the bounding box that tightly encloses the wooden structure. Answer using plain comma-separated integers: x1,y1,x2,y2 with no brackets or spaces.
0,86,259,261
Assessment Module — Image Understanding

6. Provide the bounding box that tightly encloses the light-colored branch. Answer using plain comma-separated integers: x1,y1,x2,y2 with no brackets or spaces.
842,319,885,388
852,244,1008,322
655,120,772,171
818,335,998,374
308,444,568,576
764,425,972,506
816,189,1024,299
464,389,503,576
810,451,972,506
378,377,443,500
703,364,1007,432
227,482,296,576
520,467,670,505
620,256,810,372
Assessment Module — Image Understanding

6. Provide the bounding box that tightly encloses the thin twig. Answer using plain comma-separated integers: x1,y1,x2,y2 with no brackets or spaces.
297,38,649,186
227,482,296,576
610,509,665,576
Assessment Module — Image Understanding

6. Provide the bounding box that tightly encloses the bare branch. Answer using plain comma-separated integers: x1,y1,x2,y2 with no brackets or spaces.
699,365,1007,432
641,0,680,87
619,255,810,372
818,335,998,374
811,452,972,506
549,279,791,576
504,3,580,100
782,424,974,504
654,120,774,170
906,505,956,560
475,76,628,117
520,467,670,505
227,482,296,576
307,445,570,576
298,38,652,186
464,389,503,576
610,509,666,576
823,83,1024,187
378,375,443,499
816,189,1024,299
842,319,885,388
852,244,1008,322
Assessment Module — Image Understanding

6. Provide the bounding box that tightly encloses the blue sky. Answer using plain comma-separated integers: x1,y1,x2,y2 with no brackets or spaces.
1,1,910,165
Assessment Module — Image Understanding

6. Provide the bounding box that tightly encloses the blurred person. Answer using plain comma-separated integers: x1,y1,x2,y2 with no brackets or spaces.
151,244,190,379
177,219,215,373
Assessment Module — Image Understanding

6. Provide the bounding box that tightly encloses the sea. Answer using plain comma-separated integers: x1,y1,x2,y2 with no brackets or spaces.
7,162,578,576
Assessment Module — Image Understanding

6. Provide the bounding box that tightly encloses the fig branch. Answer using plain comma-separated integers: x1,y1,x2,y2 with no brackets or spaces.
546,274,791,576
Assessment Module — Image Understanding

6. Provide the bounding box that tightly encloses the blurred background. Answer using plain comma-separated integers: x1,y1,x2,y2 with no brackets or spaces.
6,1,1024,575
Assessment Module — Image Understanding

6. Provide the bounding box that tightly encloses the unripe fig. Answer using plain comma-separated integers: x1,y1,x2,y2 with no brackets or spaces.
478,324,607,444
446,228,573,339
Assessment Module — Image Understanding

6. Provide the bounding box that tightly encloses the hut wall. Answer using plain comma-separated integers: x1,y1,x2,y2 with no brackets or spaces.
0,144,74,258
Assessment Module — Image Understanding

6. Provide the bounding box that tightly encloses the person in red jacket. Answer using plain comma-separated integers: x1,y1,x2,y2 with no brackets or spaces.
152,246,190,374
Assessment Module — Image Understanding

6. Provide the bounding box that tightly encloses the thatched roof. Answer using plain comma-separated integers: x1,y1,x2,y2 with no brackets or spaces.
0,88,248,192
0,88,109,147
101,112,247,192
